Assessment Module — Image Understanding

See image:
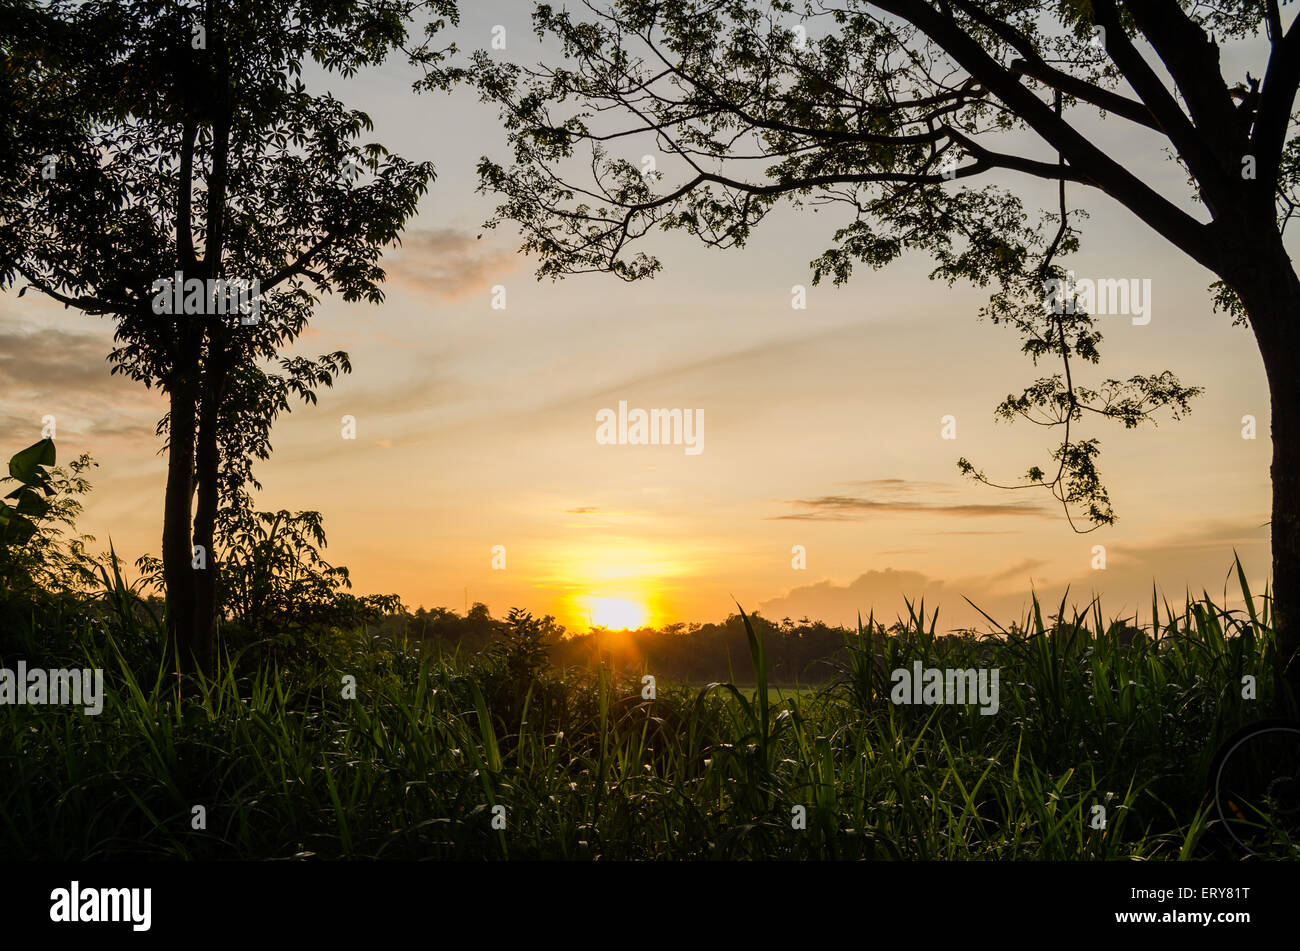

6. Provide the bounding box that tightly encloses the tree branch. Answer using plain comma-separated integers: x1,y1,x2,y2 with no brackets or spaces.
875,0,1220,271
1253,11,1300,186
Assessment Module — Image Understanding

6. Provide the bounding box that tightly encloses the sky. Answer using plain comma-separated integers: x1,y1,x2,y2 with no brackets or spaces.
0,3,1281,634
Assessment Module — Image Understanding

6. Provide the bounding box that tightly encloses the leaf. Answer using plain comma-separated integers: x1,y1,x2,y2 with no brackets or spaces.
12,487,50,518
8,438,55,484
0,510,37,547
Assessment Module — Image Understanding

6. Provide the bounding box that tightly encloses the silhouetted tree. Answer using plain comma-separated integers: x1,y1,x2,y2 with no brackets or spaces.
474,1,1300,698
2,0,459,670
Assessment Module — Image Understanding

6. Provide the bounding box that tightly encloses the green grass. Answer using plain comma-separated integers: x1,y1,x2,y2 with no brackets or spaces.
0,562,1292,859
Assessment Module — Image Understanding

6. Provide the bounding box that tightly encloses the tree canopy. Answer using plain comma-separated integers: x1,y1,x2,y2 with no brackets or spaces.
471,0,1297,529
1,0,459,668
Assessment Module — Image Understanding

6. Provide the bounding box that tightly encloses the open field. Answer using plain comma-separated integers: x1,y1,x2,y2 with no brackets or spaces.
2,566,1291,860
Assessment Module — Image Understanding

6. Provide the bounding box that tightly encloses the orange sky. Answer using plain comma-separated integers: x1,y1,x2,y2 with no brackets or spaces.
0,7,1278,635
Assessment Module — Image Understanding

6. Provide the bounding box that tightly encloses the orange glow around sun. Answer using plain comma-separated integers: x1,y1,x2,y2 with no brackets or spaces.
580,595,650,631
542,542,682,632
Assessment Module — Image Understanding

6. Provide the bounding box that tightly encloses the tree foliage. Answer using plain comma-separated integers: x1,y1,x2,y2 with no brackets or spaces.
2,0,457,667
469,0,1299,529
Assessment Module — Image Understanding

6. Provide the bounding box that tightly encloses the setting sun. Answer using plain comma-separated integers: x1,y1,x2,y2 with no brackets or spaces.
582,596,650,630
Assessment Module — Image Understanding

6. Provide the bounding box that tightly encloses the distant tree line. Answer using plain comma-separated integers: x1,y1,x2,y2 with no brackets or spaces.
389,605,865,685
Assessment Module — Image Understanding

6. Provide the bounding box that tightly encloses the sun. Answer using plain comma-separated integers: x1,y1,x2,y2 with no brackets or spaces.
584,596,650,630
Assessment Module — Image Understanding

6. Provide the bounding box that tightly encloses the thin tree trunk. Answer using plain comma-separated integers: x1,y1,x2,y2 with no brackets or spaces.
162,376,198,673
189,87,233,672
165,105,200,675
191,403,219,673
191,356,230,674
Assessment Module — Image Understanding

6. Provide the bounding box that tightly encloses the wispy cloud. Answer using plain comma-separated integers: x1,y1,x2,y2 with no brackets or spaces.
842,478,957,494
0,328,116,390
983,557,1048,585
769,487,1052,520
384,228,518,301
0,326,160,446
925,530,1022,536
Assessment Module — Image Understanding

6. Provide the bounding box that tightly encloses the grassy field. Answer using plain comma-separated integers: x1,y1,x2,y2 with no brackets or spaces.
2,559,1293,860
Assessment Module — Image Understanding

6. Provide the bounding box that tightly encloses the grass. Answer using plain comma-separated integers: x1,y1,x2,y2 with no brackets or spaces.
0,561,1292,860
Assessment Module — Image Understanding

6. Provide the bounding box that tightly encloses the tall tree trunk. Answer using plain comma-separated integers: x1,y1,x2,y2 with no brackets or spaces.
162,376,198,673
1269,368,1300,710
191,358,229,674
1238,247,1300,709
167,109,200,675
187,86,235,673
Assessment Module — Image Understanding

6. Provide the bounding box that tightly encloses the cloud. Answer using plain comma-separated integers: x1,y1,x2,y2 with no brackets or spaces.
983,557,1048,585
0,327,116,390
384,228,518,301
759,568,954,625
756,520,1270,631
767,477,1053,521
492,321,871,426
0,326,160,446
842,478,957,494
925,530,1022,536
764,491,1050,519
